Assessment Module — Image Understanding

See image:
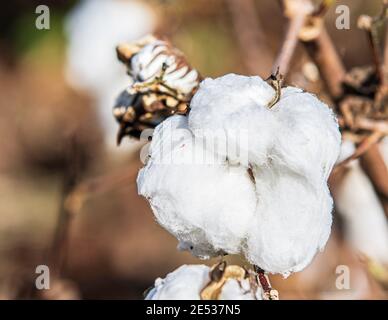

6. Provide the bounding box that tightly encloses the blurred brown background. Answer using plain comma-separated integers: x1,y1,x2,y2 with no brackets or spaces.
0,0,387,299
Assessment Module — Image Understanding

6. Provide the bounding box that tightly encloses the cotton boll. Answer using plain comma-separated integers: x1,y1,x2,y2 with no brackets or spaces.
130,41,172,80
129,41,200,96
145,264,262,300
138,74,341,276
138,116,257,258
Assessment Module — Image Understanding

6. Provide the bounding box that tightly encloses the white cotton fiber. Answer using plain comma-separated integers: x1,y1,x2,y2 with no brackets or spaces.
138,116,257,258
145,264,262,300
138,74,341,276
188,75,276,166
145,265,210,300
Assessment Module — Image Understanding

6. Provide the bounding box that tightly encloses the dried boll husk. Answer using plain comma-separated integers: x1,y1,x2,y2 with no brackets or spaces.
114,36,201,143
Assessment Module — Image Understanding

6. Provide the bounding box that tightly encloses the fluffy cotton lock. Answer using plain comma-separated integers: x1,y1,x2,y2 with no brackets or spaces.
138,74,341,276
145,264,262,300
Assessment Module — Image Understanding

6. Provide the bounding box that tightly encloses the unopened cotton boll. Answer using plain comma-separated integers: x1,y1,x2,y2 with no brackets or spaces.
138,74,341,276
145,264,262,300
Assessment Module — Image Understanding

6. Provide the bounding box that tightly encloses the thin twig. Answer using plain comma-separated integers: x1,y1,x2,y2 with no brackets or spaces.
335,131,384,168
384,8,388,86
225,0,273,76
49,136,81,278
360,144,388,201
301,21,346,100
313,0,335,17
65,166,138,215
358,15,384,84
272,0,314,77
356,118,388,134
361,1,388,218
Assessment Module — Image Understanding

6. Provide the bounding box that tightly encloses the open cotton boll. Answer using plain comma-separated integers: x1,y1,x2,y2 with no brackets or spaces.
138,116,257,258
145,264,262,300
138,73,341,276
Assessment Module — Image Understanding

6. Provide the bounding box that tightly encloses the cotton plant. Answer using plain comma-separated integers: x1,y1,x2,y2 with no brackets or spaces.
113,35,201,143
136,74,341,298
112,34,342,299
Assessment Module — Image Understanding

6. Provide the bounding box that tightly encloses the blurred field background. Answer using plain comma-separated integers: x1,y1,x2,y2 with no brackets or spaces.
0,0,387,299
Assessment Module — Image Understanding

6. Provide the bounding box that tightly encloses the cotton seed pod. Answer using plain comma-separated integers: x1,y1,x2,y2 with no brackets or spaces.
114,35,201,144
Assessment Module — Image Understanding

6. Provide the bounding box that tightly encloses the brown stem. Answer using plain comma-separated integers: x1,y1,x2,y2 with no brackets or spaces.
49,136,80,277
384,19,388,86
253,266,271,292
313,0,335,17
302,26,346,100
358,15,384,84
335,131,384,168
65,165,137,215
225,0,273,76
360,144,388,218
356,118,388,135
272,0,314,77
